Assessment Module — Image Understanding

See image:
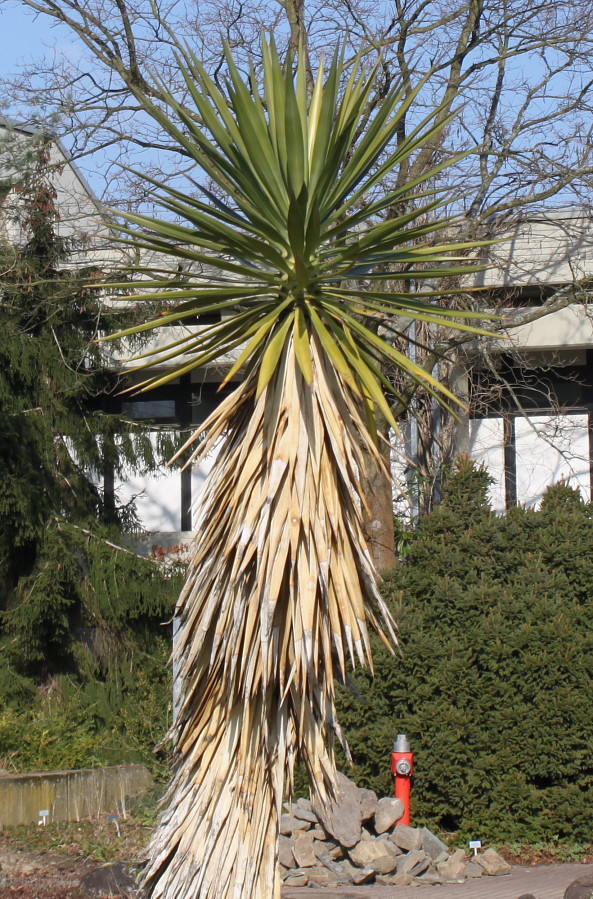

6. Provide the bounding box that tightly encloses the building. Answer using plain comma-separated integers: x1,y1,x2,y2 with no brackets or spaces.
3,119,593,535
466,210,593,512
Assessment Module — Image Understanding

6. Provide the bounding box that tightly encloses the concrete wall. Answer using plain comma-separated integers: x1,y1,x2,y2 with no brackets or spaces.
112,431,219,533
480,210,593,289
498,305,593,352
0,764,153,826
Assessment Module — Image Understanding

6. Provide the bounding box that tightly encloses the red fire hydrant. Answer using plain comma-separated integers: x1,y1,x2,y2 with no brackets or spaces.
391,733,414,826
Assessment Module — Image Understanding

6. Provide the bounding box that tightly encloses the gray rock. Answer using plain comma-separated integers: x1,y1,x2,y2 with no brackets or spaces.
313,839,342,861
465,861,484,878
437,848,467,881
279,814,310,835
311,772,362,849
293,832,317,867
316,853,357,883
309,825,328,840
518,894,537,899
279,814,294,834
292,806,318,823
278,834,295,868
372,855,399,875
409,855,432,878
377,871,413,886
296,797,312,811
316,852,346,874
80,863,136,897
421,826,449,862
283,872,308,887
475,848,511,876
565,873,593,899
376,835,402,857
306,865,341,886
338,860,375,884
397,849,430,877
373,796,405,833
358,787,378,821
349,839,393,868
391,822,423,851
416,866,444,885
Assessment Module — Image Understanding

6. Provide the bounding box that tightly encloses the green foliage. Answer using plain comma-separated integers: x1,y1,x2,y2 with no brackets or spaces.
0,132,183,775
0,698,104,771
0,526,183,775
0,135,165,565
0,635,175,776
337,459,593,843
106,37,493,430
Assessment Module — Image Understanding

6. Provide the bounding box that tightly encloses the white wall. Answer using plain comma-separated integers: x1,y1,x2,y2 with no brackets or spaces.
480,211,593,289
469,418,507,512
116,432,182,531
469,413,590,511
113,434,221,533
0,123,118,268
190,443,219,525
514,413,590,506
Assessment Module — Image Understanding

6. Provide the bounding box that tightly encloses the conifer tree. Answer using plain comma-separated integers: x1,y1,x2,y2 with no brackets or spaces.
0,129,180,743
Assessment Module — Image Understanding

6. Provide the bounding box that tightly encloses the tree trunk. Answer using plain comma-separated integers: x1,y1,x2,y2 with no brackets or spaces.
361,431,396,573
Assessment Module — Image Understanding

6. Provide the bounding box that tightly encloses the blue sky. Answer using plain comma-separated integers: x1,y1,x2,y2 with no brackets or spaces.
0,4,198,200
0,3,75,74
0,3,110,192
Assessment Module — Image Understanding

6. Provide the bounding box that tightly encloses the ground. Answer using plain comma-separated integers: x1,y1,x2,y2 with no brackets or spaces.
0,818,150,898
0,843,91,898
1,820,592,899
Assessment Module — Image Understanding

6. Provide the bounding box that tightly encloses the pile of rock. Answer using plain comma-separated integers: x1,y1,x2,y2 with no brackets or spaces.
279,773,510,888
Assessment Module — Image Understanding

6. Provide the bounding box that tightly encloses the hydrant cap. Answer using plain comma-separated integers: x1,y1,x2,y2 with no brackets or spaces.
393,733,411,753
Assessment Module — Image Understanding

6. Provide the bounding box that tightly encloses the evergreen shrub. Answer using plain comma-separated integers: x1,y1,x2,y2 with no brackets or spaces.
0,134,184,776
0,534,183,777
337,459,593,843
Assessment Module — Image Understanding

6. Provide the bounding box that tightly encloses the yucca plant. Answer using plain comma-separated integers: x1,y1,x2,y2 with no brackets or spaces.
105,39,492,899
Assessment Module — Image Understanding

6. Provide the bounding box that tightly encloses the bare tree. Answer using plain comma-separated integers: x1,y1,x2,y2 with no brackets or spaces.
4,0,593,208
4,0,593,551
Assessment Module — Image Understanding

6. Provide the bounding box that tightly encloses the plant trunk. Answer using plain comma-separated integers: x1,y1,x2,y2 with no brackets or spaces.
140,338,395,899
360,411,396,572
142,692,282,898
361,436,396,573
